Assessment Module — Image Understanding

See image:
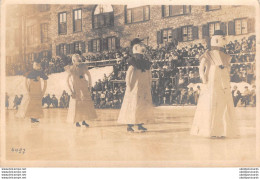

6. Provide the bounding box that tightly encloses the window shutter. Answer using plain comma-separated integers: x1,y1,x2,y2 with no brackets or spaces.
70,43,75,54
88,40,93,52
34,53,38,60
124,6,127,23
102,38,108,51
220,22,227,35
162,5,165,17
48,50,52,58
247,18,255,33
116,37,120,49
39,52,43,59
81,41,86,53
110,12,114,26
66,44,70,54
56,45,60,56
192,26,199,39
157,31,162,44
202,24,209,38
172,29,178,42
177,28,182,42
205,5,209,11
228,21,235,35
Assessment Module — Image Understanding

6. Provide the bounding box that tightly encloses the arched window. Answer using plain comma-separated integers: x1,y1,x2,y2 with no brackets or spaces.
93,5,114,29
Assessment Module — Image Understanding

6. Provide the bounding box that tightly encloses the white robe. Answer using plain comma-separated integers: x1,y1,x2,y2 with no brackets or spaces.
117,66,154,124
190,50,239,137
66,65,97,124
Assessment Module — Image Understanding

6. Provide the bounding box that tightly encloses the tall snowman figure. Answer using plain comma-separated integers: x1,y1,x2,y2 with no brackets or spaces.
118,38,154,132
190,30,239,138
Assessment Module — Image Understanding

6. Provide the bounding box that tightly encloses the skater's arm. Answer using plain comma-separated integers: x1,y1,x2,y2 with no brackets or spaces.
67,74,73,94
25,78,29,92
126,66,135,90
149,70,152,87
199,57,208,84
42,80,47,96
85,70,92,89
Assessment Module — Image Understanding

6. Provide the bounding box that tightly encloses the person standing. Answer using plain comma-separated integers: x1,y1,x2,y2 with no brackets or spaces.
190,30,238,138
232,85,241,107
118,38,153,132
5,93,9,109
24,59,48,123
66,53,97,127
13,95,19,110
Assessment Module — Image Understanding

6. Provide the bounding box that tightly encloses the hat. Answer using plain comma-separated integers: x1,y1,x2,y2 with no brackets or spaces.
130,38,144,46
213,30,224,36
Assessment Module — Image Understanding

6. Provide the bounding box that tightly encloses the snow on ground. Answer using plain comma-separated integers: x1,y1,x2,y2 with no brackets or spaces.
6,66,113,102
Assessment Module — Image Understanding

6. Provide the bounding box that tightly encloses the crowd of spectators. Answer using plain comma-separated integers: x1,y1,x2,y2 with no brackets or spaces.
5,91,71,110
6,35,256,108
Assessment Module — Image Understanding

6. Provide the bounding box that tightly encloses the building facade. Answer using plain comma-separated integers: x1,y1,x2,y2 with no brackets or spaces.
6,5,256,69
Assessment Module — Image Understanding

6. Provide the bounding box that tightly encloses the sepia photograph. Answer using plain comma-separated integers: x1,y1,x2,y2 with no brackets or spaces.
0,0,259,168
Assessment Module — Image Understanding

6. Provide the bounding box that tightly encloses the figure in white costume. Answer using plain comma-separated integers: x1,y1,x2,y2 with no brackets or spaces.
190,30,239,138
66,53,97,127
117,38,154,132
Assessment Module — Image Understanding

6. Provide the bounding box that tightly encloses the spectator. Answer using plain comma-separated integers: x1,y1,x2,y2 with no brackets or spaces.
241,86,251,107
232,85,241,107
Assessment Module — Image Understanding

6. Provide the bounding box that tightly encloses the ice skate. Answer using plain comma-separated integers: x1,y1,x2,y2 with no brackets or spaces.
137,124,147,132
76,122,81,127
127,124,134,132
82,121,89,127
31,118,39,123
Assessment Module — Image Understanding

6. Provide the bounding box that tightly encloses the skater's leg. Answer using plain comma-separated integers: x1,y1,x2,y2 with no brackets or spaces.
76,122,81,127
137,123,147,131
127,124,134,132
31,118,39,123
82,121,89,127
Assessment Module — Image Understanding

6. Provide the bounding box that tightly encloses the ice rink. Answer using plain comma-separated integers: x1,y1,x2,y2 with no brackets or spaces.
4,106,256,166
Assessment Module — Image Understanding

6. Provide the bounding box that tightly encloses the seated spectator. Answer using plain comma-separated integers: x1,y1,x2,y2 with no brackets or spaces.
251,85,256,106
51,95,58,108
188,87,195,105
241,86,251,107
232,85,241,107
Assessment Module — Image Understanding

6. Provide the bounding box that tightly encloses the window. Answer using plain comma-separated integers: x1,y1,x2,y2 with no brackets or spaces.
206,5,221,11
235,18,247,35
162,29,172,43
125,5,150,24
28,53,34,63
56,41,85,56
58,44,66,55
38,4,50,12
89,37,119,52
73,9,82,32
58,12,67,34
93,5,114,29
107,37,116,50
93,39,101,52
41,23,48,43
162,5,191,17
74,41,80,52
208,22,220,36
27,25,36,45
182,26,193,41
42,51,49,58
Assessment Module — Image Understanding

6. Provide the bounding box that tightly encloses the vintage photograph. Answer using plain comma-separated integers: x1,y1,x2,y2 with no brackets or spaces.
1,1,259,167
